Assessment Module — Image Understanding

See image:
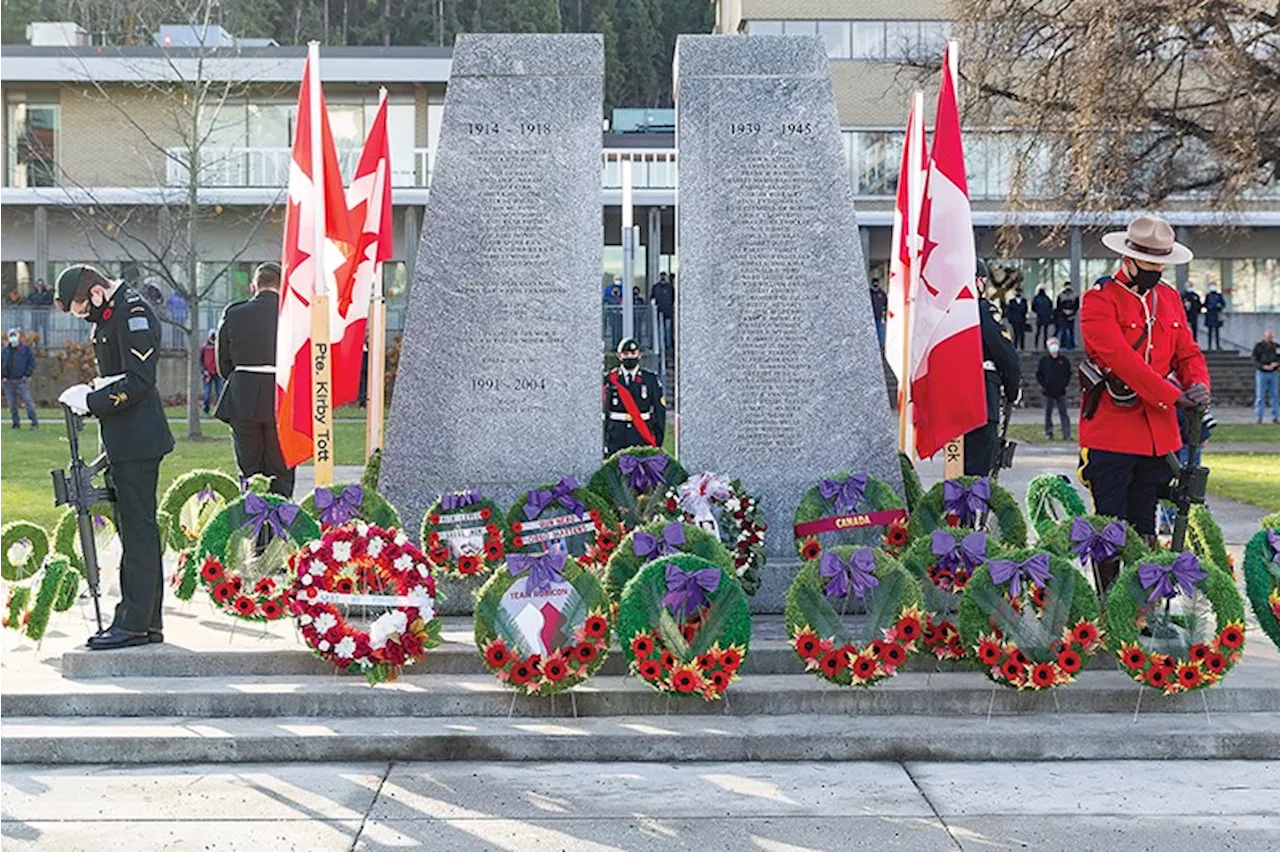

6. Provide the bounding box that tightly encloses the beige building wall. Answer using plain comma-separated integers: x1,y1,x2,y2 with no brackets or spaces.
58,84,180,187
831,63,936,128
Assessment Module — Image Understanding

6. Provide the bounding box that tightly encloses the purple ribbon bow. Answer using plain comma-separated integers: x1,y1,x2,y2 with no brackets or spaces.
442,489,481,511
818,548,880,601
524,477,585,520
661,562,721,619
818,474,868,514
1267,529,1280,563
314,485,363,527
634,522,686,560
92,514,107,530
988,553,1051,599
931,530,986,573
507,549,568,595
243,493,300,540
618,454,669,493
943,478,991,524
196,486,217,504
1138,551,1207,603
1069,519,1127,567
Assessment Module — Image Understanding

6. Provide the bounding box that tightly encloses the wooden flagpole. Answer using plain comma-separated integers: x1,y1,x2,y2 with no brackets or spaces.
364,88,389,460
308,41,334,487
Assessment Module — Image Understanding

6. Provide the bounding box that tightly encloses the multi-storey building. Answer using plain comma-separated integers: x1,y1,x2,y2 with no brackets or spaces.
715,1,1278,343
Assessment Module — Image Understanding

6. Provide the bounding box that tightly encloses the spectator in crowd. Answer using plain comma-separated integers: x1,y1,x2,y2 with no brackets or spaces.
6,289,21,306
603,278,622,305
1036,336,1071,440
1032,286,1054,348
1055,283,1079,349
165,290,188,349
651,272,675,351
1006,286,1029,350
143,281,163,306
1254,328,1279,424
1203,283,1226,350
1181,285,1203,342
869,277,888,348
2,328,39,429
200,330,221,416
25,279,53,343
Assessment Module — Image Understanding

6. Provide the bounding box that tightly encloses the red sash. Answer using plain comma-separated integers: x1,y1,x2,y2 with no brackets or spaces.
608,371,658,447
793,509,908,539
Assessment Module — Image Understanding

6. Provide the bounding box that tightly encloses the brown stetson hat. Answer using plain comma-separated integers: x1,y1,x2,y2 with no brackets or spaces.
1101,214,1193,266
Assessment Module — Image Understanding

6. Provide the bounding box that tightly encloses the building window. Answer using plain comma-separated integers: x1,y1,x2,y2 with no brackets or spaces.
744,20,953,62
847,130,902,196
851,22,886,60
782,20,817,36
7,101,59,187
818,21,851,59
745,21,783,36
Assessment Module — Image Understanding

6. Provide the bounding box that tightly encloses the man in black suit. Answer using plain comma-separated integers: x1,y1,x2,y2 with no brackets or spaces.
215,262,294,497
964,260,1021,476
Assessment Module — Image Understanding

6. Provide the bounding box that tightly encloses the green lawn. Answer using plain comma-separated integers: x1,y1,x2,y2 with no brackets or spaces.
1,419,372,531
1007,423,1279,447
1203,453,1280,513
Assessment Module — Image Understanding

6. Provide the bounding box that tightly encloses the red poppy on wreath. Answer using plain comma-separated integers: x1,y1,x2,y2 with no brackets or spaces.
260,599,283,620
428,546,451,566
1070,620,1099,647
484,639,511,669
659,650,676,670
631,634,654,658
819,649,846,677
709,670,730,692
584,615,609,639
800,538,822,561
1177,663,1203,689
894,613,922,643
456,554,481,575
672,667,699,693
946,515,960,527
1145,666,1171,689
597,528,620,552
881,643,906,668
1189,643,1210,662
335,577,355,594
201,558,223,583
1057,649,1082,674
541,654,569,682
851,653,878,680
1000,658,1024,681
253,577,276,595
509,661,535,685
574,642,598,664
233,596,256,616
1120,644,1147,670
794,629,821,660
718,647,742,673
696,652,716,670
427,514,441,526
1217,624,1244,649
211,581,236,603
884,518,909,550
638,659,662,680
1030,662,1058,688
484,540,504,561
977,638,1003,666
479,507,492,521
1204,652,1227,674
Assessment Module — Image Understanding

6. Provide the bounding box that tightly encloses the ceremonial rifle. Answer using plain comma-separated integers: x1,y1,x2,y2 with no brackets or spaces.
978,399,1018,529
50,404,115,633
1169,406,1209,554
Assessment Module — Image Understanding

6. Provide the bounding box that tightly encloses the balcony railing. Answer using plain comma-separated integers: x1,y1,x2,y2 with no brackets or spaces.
162,147,676,190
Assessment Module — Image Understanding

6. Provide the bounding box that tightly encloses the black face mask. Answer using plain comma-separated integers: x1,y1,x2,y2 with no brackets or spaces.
1131,267,1161,294
620,358,640,373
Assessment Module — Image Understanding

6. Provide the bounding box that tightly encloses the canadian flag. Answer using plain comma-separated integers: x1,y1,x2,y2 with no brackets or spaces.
276,45,358,468
910,42,986,460
885,91,927,457
335,91,394,408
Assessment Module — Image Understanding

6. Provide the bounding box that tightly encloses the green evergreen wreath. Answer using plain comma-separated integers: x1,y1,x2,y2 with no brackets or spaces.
1188,504,1232,578
651,474,767,596
909,476,1027,549
420,491,510,579
300,483,401,532
53,505,119,574
1105,551,1245,695
900,529,996,661
474,553,612,695
958,549,1104,690
2,521,49,582
618,554,751,701
1040,516,1150,586
24,554,81,643
1025,474,1088,541
1262,511,1280,530
899,452,925,514
3,585,31,631
196,490,321,622
171,546,200,602
158,470,241,551
605,520,732,602
792,473,908,560
1242,526,1280,651
588,447,688,529
785,547,926,687
361,448,383,493
506,479,620,570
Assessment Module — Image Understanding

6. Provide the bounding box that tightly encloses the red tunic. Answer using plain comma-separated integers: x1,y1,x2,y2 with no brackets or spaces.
1079,272,1210,457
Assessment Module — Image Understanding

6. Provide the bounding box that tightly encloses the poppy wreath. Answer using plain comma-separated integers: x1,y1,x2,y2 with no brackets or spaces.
899,452,926,514
474,551,611,695
23,554,82,643
792,472,908,561
617,554,752,701
301,482,402,533
1243,525,1280,651
52,504,119,574
1187,505,1233,578
589,447,689,529
157,469,241,551
506,477,619,569
958,549,1104,690
3,585,31,631
196,491,321,622
652,472,767,596
420,489,510,579
2,521,49,582
605,519,733,603
785,546,926,686
1024,473,1089,541
1105,550,1245,695
909,476,1027,549
290,523,443,685
1040,515,1151,592
900,529,995,661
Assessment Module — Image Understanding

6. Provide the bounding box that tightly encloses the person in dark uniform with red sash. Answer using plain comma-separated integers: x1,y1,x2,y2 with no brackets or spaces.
603,338,666,457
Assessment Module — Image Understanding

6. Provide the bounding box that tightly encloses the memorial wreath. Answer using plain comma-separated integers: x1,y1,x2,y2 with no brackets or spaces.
474,550,611,695
785,546,926,687
420,489,509,578
653,472,766,596
53,504,119,575
1243,525,1280,650
900,529,993,661
909,476,1027,549
588,447,688,529
958,549,1104,690
792,472,908,561
22,553,81,643
899,452,926,514
506,477,618,569
605,519,733,603
1106,550,1246,695
1041,516,1150,592
290,523,443,684
157,469,241,551
617,554,751,701
1024,473,1088,541
2,521,49,582
301,483,401,533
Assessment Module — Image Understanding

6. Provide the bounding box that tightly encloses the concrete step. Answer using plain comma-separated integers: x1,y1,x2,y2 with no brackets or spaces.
6,669,1279,719
4,711,1278,764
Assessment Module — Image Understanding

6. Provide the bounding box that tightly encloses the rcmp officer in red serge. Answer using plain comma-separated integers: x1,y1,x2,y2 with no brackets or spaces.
603,338,666,456
1079,215,1210,583
54,264,174,650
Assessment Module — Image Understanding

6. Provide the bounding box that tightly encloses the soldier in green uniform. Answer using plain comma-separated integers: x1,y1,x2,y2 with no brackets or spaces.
603,338,666,457
55,264,174,650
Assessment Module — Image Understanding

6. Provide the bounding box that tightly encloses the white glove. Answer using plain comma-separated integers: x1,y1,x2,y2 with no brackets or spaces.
91,374,125,391
58,384,92,416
